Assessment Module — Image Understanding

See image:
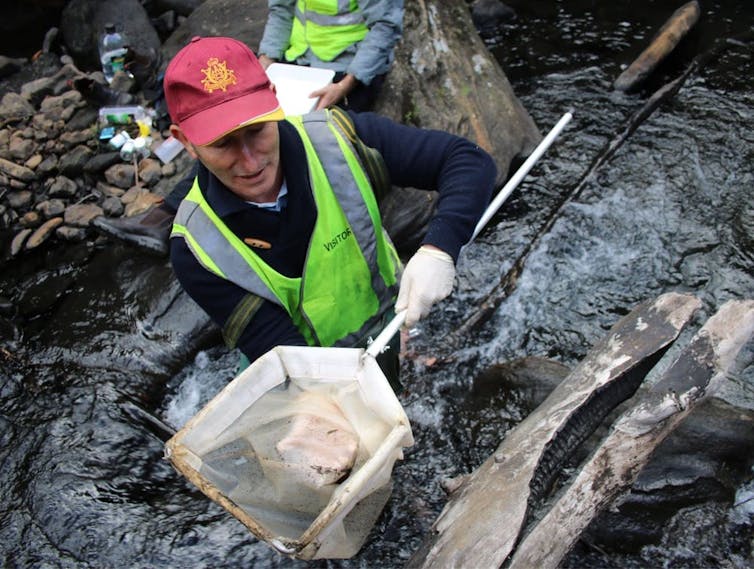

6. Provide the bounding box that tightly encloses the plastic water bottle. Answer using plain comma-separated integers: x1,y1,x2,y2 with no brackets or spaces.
99,24,128,84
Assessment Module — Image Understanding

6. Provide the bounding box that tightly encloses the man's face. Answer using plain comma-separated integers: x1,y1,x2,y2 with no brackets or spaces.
174,120,283,203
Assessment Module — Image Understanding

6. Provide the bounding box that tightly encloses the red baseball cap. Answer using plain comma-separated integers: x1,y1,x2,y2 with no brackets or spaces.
164,36,285,146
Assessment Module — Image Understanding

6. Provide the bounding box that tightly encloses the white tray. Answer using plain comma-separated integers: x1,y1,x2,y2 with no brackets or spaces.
265,63,335,116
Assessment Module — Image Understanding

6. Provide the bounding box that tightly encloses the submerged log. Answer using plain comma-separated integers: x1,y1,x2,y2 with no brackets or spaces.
506,299,754,569
613,0,700,91
407,292,701,569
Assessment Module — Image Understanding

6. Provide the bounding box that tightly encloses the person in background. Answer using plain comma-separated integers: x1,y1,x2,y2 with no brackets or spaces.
257,0,404,112
161,37,496,382
92,1,404,255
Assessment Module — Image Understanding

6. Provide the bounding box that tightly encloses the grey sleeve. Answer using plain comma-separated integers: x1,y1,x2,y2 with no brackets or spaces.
347,0,404,85
258,0,296,59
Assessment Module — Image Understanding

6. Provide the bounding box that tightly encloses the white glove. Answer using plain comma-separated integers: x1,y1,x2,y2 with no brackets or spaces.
395,245,456,328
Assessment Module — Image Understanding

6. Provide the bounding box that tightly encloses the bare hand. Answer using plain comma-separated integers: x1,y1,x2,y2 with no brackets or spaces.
310,74,358,110
258,54,276,70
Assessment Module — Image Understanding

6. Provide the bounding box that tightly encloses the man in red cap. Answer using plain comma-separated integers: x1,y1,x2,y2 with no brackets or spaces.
132,37,496,380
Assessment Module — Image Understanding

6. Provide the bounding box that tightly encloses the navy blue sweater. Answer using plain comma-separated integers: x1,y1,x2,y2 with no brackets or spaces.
170,110,497,362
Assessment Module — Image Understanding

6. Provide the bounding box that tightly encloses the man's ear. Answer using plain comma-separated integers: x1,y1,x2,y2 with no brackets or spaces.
170,125,198,159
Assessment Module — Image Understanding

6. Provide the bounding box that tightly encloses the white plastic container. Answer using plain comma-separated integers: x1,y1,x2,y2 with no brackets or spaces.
165,346,413,560
153,136,184,164
265,63,336,116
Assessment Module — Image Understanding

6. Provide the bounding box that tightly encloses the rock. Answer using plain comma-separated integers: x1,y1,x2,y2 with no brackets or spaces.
84,152,122,174
64,202,103,227
8,133,36,162
20,76,56,107
36,155,59,177
137,158,162,186
0,157,35,182
0,92,35,123
56,225,88,241
59,130,92,148
31,114,61,141
104,163,136,189
19,211,41,228
0,56,27,80
101,195,124,216
25,217,64,249
10,228,33,256
40,91,83,123
96,180,126,198
47,175,78,198
153,0,206,17
60,0,162,73
58,144,94,177
471,0,516,29
24,154,43,170
6,190,33,209
36,199,66,218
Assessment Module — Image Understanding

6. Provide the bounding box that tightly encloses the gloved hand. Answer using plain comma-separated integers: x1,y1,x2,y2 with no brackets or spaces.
395,245,456,328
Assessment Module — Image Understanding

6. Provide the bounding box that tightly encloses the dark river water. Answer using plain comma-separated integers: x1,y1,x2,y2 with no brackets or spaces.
2,1,754,567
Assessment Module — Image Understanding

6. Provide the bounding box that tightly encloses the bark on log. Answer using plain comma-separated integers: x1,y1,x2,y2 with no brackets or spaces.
614,1,700,92
506,299,754,569
375,0,542,185
407,292,701,569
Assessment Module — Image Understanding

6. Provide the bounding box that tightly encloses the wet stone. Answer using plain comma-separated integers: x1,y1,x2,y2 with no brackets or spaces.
6,190,33,209
9,179,27,190
47,175,78,198
84,152,121,175
0,92,34,122
36,199,66,218
0,157,35,182
36,155,58,177
101,196,124,216
9,134,36,162
138,158,162,186
58,144,94,177
56,226,87,242
19,211,41,228
26,217,64,249
104,163,136,189
64,203,103,227
24,154,43,170
10,228,32,256
20,76,56,107
60,130,92,148
96,180,126,198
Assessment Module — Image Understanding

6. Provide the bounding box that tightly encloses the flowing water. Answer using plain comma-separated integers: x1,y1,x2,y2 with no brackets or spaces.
2,1,754,567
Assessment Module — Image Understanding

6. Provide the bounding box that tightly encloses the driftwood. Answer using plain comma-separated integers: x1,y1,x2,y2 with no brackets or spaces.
506,299,754,569
613,1,700,92
407,292,701,569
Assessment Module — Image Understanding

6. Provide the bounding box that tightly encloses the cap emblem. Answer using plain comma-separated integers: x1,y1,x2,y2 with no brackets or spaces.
201,57,237,93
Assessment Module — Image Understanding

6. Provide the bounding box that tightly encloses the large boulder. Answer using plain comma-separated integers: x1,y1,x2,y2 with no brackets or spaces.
60,0,162,72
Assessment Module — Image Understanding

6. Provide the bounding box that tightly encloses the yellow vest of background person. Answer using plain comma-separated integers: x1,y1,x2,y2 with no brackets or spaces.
285,0,369,62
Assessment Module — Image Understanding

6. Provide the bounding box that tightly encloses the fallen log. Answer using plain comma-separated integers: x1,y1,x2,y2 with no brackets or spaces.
613,1,700,92
407,292,701,569
506,299,754,569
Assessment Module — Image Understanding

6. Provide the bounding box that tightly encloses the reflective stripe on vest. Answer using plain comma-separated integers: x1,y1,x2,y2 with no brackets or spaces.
171,109,400,348
286,0,368,63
